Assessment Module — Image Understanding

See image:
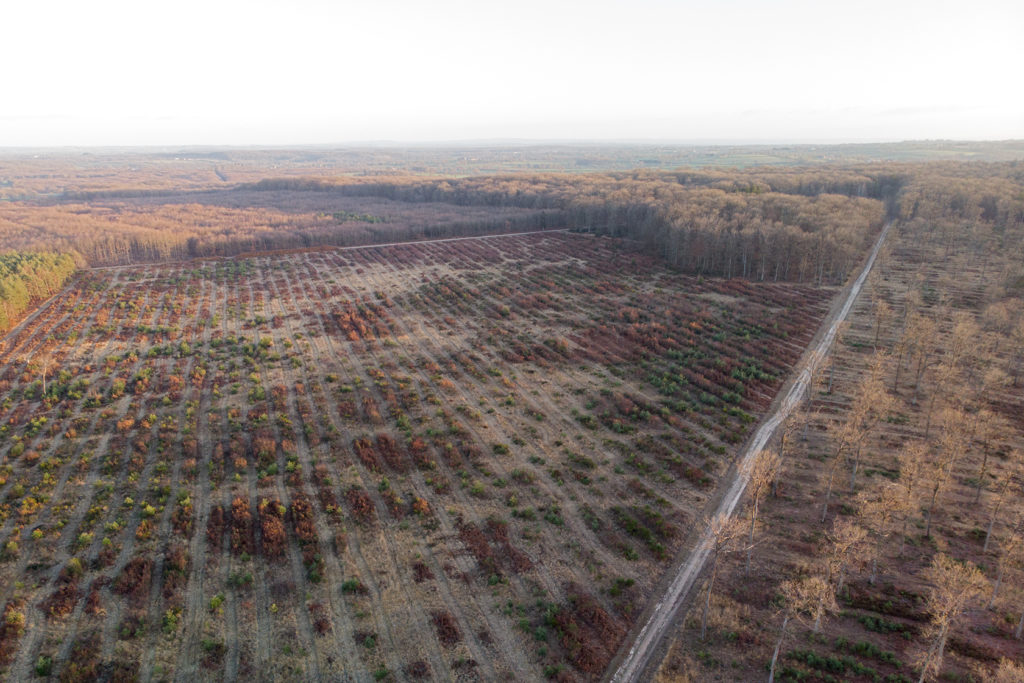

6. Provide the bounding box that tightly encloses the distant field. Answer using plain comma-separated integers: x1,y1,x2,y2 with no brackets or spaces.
0,232,831,680
2,140,1023,199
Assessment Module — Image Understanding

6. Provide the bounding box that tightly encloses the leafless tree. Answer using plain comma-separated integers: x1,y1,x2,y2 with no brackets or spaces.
699,513,744,641
845,356,893,491
914,553,988,683
822,418,853,523
983,455,1022,552
922,408,971,538
946,310,980,373
969,410,1006,504
814,518,866,631
1010,318,1024,387
896,442,927,557
873,298,892,349
857,483,912,584
767,576,823,683
743,448,780,573
826,321,850,394
921,361,958,438
989,658,1024,683
988,513,1023,609
907,314,938,402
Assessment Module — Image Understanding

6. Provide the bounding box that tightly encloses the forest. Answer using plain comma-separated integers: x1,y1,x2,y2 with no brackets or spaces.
1,159,1022,334
0,252,78,334
654,159,1024,682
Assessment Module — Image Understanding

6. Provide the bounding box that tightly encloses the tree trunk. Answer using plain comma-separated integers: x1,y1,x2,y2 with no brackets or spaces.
925,486,940,538
767,615,789,683
983,510,999,552
822,473,834,523
936,625,949,668
917,625,948,683
924,392,939,438
973,451,990,505
746,507,756,574
989,563,1003,609
701,564,715,641
893,348,903,392
850,444,862,492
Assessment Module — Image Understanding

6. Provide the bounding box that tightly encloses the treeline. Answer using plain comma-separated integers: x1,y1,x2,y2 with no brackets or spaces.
250,163,1024,284
0,194,552,267
0,252,78,333
900,163,1024,225
66,210,562,265
249,170,892,284
2,162,1023,281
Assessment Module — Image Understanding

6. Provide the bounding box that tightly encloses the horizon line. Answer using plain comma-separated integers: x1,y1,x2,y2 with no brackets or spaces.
2,137,1024,154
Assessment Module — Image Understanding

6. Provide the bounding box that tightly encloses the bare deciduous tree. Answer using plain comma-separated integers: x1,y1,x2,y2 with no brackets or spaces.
903,288,923,327
845,356,893,491
946,310,980,373
891,326,910,392
989,658,1024,683
1010,318,1024,387
896,442,927,557
922,408,971,538
815,518,866,631
873,298,892,349
822,417,853,523
988,513,1023,609
768,576,823,683
743,448,780,573
921,361,958,438
857,482,912,584
906,313,938,402
914,554,988,683
774,411,808,498
983,454,1022,552
826,321,850,394
969,410,1006,504
699,513,744,641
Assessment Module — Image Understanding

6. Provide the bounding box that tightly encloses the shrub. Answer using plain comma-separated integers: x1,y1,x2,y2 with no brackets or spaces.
34,655,52,677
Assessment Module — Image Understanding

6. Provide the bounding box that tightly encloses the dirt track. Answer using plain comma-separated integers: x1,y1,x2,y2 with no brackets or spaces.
605,220,894,683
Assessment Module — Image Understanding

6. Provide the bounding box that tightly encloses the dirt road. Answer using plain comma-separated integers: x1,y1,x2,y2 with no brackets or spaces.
605,220,894,683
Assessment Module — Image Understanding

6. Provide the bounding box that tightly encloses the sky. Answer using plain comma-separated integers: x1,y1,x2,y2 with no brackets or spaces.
2,0,1022,147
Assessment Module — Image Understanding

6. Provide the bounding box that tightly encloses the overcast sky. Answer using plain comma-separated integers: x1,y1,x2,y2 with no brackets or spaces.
2,0,1022,146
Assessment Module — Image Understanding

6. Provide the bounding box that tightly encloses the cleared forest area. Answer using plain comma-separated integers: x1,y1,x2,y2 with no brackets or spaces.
0,231,832,680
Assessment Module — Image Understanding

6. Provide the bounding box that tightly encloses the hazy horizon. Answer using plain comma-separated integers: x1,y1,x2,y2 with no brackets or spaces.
2,135,1023,152
4,0,1022,147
